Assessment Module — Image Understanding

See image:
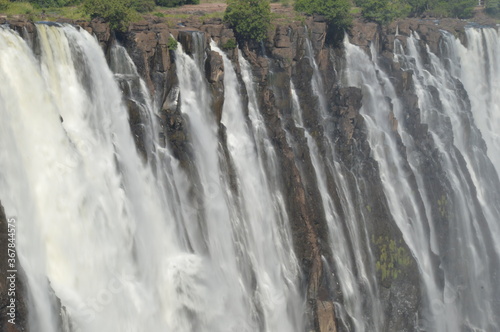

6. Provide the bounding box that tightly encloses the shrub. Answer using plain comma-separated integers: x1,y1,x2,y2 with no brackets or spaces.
155,0,199,7
295,0,352,30
355,0,475,21
28,0,75,7
432,0,476,18
356,0,410,24
167,36,178,50
406,0,429,16
83,0,134,31
132,0,155,12
486,0,500,16
224,0,271,41
222,38,237,49
0,0,10,11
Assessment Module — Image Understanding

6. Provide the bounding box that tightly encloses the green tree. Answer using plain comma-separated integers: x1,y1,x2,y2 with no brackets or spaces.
430,0,476,18
295,0,352,29
486,0,500,16
0,0,9,11
28,0,76,8
155,0,199,7
356,0,410,24
132,0,155,12
224,0,271,41
83,0,135,31
406,0,429,16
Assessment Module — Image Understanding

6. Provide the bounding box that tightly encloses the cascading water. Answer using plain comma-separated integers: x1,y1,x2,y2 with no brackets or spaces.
289,35,384,331
344,27,500,331
0,24,305,332
455,28,500,179
401,30,500,331
2,16,500,332
0,23,187,332
211,41,304,331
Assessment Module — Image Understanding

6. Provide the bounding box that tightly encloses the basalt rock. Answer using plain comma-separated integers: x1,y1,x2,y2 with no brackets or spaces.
205,50,224,123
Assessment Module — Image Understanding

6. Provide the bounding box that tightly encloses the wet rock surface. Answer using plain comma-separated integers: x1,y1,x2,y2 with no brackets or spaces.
2,12,494,332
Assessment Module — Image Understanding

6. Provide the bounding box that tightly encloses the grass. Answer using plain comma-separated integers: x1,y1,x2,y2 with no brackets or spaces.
199,11,223,19
154,11,191,19
1,1,35,16
0,2,88,21
350,6,361,14
40,6,88,20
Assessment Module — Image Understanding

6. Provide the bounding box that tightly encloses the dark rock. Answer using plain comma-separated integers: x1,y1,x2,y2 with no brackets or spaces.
205,50,224,122
0,204,29,332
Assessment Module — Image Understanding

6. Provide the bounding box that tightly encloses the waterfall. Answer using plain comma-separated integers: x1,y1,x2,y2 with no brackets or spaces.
457,28,500,179
289,35,384,331
0,24,305,332
0,23,186,331
2,18,500,332
344,27,500,331
211,41,304,331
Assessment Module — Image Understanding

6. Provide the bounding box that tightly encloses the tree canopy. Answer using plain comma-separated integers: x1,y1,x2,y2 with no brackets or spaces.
355,0,477,24
486,0,500,16
295,0,352,30
83,0,135,30
430,0,477,18
0,0,9,10
356,0,410,24
155,0,198,8
224,0,271,41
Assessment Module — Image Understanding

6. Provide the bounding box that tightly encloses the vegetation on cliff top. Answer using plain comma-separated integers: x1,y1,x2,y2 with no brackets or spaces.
486,0,500,16
155,0,199,7
82,0,137,30
294,0,352,29
0,0,493,36
354,0,478,24
224,0,271,41
0,0,9,10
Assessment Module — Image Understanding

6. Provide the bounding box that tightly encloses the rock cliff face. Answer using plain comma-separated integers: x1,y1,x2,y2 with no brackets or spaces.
0,14,490,332
109,15,450,331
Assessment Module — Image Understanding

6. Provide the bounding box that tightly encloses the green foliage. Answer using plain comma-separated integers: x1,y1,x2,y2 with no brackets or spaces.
486,0,500,16
406,0,429,16
355,0,475,22
0,1,87,19
167,35,178,50
0,0,10,11
435,0,476,18
224,0,271,41
356,0,410,24
155,0,199,7
295,0,352,29
222,38,237,49
373,235,412,281
28,0,79,8
437,194,448,218
83,0,135,31
131,0,155,12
